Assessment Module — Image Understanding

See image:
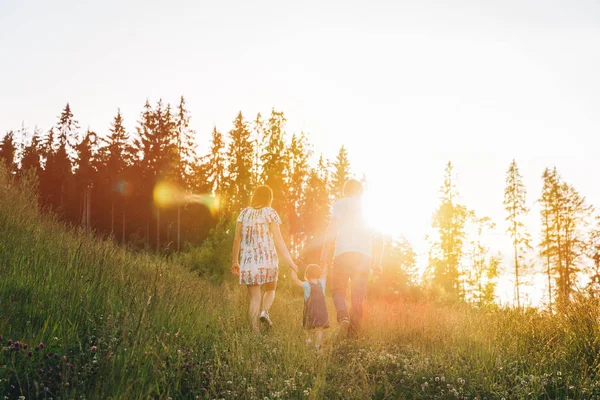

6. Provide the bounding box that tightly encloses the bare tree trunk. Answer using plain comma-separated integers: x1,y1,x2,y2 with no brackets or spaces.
111,198,115,236
545,214,553,312
81,189,87,226
156,206,160,253
177,204,181,252
122,198,126,243
514,240,520,309
87,186,91,228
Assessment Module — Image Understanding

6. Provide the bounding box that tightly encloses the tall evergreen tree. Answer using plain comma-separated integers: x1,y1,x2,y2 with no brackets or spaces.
174,96,197,250
20,126,43,179
44,103,78,212
97,109,136,238
587,216,600,296
539,167,558,310
539,167,593,309
0,131,17,173
225,111,254,213
55,103,79,152
331,145,350,199
301,155,331,263
559,182,593,304
261,109,288,209
206,125,226,196
74,129,97,228
251,113,264,186
430,162,470,300
503,159,531,308
464,216,501,306
285,132,312,255
175,96,197,187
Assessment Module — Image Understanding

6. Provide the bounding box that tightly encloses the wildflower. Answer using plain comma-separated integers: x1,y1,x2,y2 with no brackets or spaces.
23,344,28,350
557,371,562,376
227,381,233,385
569,386,575,390
91,346,97,352
27,351,33,358
435,377,440,382
39,342,45,349
54,353,59,359
45,354,51,360
7,340,12,346
35,346,40,352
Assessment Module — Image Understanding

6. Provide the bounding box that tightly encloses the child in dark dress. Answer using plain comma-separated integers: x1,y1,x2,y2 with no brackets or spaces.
291,264,329,349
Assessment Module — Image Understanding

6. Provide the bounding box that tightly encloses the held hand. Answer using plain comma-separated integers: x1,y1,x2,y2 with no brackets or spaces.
231,263,240,275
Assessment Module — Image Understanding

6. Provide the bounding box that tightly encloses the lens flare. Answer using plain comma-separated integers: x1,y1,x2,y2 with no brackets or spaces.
153,182,181,207
153,181,220,215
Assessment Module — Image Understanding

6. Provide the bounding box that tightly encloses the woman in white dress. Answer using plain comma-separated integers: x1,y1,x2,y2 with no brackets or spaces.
231,185,298,332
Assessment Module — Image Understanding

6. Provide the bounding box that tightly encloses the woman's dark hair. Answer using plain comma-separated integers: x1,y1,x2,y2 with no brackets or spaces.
343,179,363,197
304,264,322,281
250,185,273,208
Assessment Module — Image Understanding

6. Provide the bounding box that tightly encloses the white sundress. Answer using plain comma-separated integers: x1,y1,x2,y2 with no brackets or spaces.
237,207,282,285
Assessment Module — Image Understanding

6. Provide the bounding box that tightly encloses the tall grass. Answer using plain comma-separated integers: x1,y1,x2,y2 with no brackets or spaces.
2,166,600,399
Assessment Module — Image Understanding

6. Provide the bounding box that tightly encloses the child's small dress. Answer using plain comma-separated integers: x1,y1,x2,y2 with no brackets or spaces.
302,280,330,329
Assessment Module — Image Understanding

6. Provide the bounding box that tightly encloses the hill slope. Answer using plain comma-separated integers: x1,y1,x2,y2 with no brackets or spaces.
2,168,600,399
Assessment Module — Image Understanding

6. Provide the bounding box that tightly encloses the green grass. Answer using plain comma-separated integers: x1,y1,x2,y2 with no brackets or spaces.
2,168,600,399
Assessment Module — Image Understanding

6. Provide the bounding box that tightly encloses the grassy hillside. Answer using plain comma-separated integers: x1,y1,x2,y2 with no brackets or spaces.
2,168,600,399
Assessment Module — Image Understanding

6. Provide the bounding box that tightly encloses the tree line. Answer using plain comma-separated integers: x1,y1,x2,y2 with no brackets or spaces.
0,99,354,262
3,101,599,310
427,161,600,310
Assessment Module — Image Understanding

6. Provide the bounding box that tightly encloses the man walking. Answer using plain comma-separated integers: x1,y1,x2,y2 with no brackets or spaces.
321,179,383,337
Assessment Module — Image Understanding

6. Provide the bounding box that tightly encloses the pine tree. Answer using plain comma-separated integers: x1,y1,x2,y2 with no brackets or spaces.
261,109,288,209
0,131,17,173
174,96,197,250
430,162,470,300
175,96,197,187
376,236,418,297
300,155,332,263
74,129,97,228
20,126,43,179
251,113,264,186
539,167,592,309
98,109,136,239
206,126,226,196
559,182,592,305
464,216,501,306
503,159,532,308
285,132,312,255
587,216,600,297
134,99,178,251
539,168,558,310
331,145,350,199
46,103,78,212
225,111,254,213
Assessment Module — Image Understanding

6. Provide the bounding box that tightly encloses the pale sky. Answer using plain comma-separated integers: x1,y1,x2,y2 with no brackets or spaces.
2,0,600,305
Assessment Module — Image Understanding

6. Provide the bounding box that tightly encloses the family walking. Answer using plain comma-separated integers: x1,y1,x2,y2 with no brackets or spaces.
231,180,383,347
